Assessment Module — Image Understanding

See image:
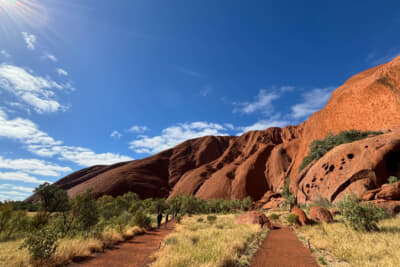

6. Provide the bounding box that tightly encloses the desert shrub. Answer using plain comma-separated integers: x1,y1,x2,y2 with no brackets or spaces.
312,194,331,209
216,224,224,229
30,211,49,230
207,215,217,223
197,217,204,222
318,256,328,265
20,227,59,261
281,177,296,209
337,194,387,231
0,204,30,240
299,130,383,172
241,196,253,211
70,188,99,233
388,176,399,185
113,211,133,233
269,213,279,220
287,214,299,225
133,209,151,228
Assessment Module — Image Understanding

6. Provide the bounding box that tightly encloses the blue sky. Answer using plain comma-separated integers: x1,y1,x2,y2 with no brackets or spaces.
0,0,400,200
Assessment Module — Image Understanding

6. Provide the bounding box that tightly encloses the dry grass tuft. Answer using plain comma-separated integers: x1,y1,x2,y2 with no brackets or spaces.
297,214,400,267
151,214,265,267
0,240,29,267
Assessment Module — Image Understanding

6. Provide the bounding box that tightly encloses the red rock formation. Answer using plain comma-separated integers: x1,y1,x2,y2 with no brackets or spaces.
26,55,400,204
295,131,400,204
309,206,333,223
291,207,311,226
234,211,273,229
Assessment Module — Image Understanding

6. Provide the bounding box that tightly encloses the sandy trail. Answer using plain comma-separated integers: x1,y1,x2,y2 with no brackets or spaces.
72,222,175,267
251,226,318,267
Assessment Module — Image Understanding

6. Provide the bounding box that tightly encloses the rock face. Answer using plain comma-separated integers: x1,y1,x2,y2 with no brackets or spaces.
309,206,334,223
291,207,311,226
235,211,273,229
26,55,400,205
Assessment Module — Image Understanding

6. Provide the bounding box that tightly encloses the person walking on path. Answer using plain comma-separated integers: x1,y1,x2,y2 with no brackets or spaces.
165,212,169,229
157,212,163,229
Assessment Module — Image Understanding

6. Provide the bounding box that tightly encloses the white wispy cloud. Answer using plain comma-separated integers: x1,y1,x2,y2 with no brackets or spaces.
0,171,47,184
0,156,71,176
128,125,149,133
110,130,122,139
0,64,66,113
22,32,37,50
0,184,35,193
0,50,11,58
291,87,335,119
233,89,280,114
200,86,212,97
44,53,58,62
129,122,230,154
0,109,133,167
176,66,201,77
56,68,68,76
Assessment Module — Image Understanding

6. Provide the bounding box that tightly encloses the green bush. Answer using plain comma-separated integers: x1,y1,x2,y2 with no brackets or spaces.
287,214,299,225
388,176,399,185
337,194,387,231
20,227,59,261
197,217,204,222
207,215,217,223
269,213,279,220
70,188,99,233
318,256,328,265
175,214,182,223
281,177,295,209
299,130,383,172
133,209,151,228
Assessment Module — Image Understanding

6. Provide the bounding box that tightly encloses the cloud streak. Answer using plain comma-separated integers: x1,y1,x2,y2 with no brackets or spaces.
22,32,37,50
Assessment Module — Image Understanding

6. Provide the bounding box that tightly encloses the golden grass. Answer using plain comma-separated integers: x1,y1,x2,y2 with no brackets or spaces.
0,225,145,267
0,240,29,267
297,214,400,267
151,214,265,267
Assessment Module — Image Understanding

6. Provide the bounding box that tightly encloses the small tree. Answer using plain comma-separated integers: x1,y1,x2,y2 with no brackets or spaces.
70,188,99,233
281,177,295,211
337,194,387,231
133,209,151,228
34,183,69,217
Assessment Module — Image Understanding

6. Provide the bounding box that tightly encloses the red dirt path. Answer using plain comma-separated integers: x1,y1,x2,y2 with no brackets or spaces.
251,227,318,267
72,222,175,267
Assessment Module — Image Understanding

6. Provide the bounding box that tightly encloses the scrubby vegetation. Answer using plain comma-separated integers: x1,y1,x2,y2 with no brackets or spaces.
281,177,296,210
337,194,387,232
299,130,383,172
297,214,400,267
0,183,255,266
151,214,268,267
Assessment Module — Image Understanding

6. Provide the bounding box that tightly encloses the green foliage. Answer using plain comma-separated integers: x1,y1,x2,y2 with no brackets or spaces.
388,176,399,185
281,177,296,209
133,209,151,228
299,130,383,172
269,213,279,220
34,183,70,215
70,188,99,233
207,215,217,223
197,217,204,222
175,214,182,223
0,203,30,240
312,194,331,209
287,214,299,225
20,227,59,261
318,256,328,265
241,197,253,211
337,194,387,231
